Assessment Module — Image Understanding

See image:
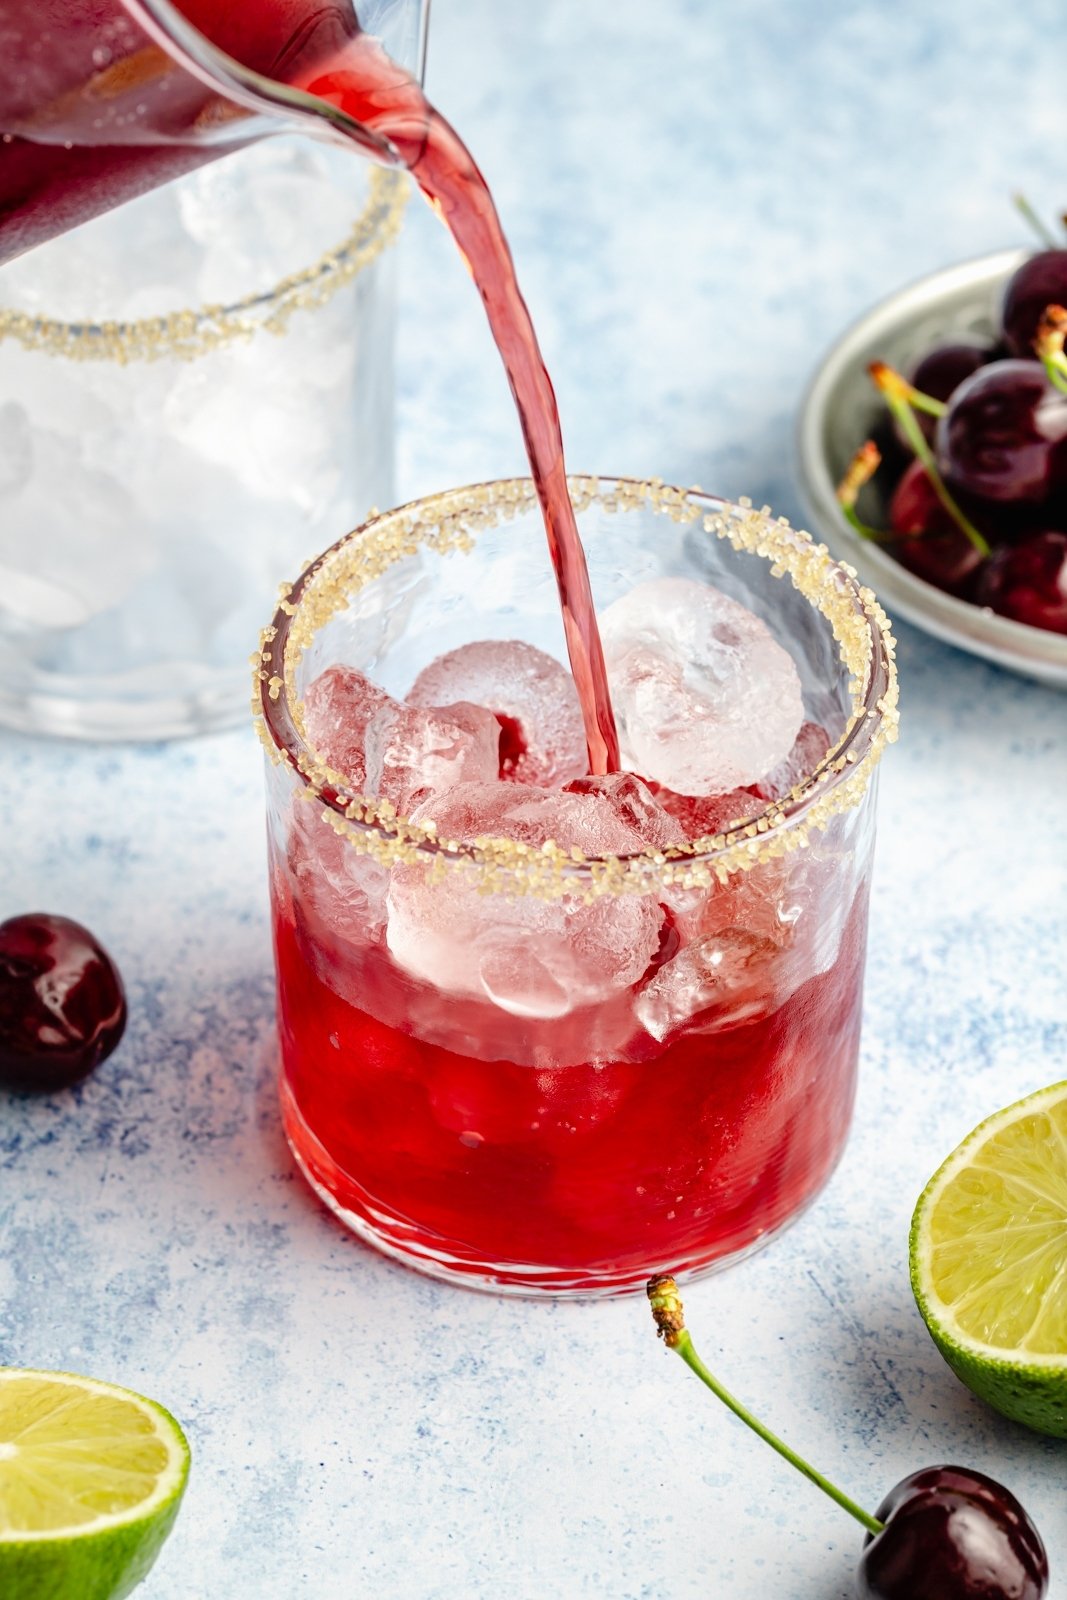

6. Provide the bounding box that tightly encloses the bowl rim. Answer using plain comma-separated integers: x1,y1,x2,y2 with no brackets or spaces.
795,246,1067,684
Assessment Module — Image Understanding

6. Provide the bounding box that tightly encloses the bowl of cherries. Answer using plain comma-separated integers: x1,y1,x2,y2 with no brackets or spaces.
797,231,1067,688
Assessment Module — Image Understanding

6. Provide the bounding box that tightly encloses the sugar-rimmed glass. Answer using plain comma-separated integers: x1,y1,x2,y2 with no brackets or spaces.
256,477,899,1297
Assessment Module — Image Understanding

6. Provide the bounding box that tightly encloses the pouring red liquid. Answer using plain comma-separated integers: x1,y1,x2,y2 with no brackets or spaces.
0,2,358,261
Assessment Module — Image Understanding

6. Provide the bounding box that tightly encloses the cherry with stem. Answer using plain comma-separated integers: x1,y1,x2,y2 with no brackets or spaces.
833,438,984,596
645,1275,1048,1600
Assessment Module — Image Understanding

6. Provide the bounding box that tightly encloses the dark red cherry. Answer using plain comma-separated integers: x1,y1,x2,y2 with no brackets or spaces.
0,913,126,1092
857,1466,1047,1600
900,340,996,446
1000,249,1067,358
976,530,1067,633
936,360,1067,505
887,461,986,597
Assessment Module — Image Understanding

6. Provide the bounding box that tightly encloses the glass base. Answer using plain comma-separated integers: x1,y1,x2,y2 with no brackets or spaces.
282,1078,839,1300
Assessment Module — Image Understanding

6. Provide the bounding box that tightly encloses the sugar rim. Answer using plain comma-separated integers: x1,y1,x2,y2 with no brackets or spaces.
254,476,899,897
0,166,408,364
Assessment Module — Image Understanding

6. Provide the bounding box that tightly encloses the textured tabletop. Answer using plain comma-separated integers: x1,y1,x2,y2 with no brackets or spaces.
3,2,1067,1596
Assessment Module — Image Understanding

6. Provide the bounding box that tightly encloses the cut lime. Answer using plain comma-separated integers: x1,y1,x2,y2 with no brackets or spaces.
0,1368,190,1600
911,1080,1067,1438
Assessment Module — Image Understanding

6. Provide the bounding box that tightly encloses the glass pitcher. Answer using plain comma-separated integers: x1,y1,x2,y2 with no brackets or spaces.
0,0,430,740
0,0,431,263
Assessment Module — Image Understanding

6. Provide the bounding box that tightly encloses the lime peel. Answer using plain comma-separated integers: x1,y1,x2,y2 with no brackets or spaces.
0,1368,190,1600
911,1079,1067,1438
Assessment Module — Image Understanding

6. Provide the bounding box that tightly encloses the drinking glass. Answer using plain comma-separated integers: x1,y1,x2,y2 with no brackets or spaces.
256,478,899,1296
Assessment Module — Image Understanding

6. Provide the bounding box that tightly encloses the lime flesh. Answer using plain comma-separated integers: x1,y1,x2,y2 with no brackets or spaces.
0,1369,190,1600
911,1080,1067,1437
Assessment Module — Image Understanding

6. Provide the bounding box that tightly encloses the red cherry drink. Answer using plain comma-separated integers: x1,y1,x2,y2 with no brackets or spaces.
259,491,895,1296
272,858,870,1292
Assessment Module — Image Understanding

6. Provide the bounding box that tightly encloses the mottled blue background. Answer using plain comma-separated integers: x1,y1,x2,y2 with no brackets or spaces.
2,1,1067,1595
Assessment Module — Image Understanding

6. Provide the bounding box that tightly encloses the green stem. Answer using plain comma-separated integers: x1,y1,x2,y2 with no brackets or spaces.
670,1329,884,1537
839,503,895,544
1039,350,1067,397
1013,192,1058,250
883,391,992,557
905,389,947,420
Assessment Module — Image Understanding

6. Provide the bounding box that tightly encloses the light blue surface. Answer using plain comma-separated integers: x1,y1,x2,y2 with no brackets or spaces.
2,1,1067,1595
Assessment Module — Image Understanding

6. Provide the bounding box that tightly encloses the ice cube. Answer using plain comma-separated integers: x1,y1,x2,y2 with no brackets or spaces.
416,777,667,857
0,402,32,496
752,722,832,801
635,928,779,1042
303,665,393,789
386,781,664,1018
364,699,501,813
0,422,152,629
563,772,686,850
304,667,501,809
598,578,804,793
648,727,830,844
662,838,849,1016
407,639,587,787
288,801,390,948
651,783,760,841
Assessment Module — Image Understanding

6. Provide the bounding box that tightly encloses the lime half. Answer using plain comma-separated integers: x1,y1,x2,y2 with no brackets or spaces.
911,1080,1067,1437
0,1368,190,1600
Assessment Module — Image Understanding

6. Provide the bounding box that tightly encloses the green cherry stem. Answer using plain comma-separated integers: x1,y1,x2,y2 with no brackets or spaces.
1035,304,1067,397
1012,192,1059,250
898,388,947,421
835,441,894,543
840,502,895,543
868,362,992,557
647,1276,884,1538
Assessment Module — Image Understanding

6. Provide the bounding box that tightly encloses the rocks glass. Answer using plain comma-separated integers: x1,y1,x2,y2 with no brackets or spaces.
256,478,898,1295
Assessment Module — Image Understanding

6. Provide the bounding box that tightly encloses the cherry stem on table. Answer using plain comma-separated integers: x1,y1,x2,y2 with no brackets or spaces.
647,1278,884,1539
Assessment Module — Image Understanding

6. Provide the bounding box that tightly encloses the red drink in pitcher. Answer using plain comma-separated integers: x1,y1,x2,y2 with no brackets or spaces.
0,0,383,263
